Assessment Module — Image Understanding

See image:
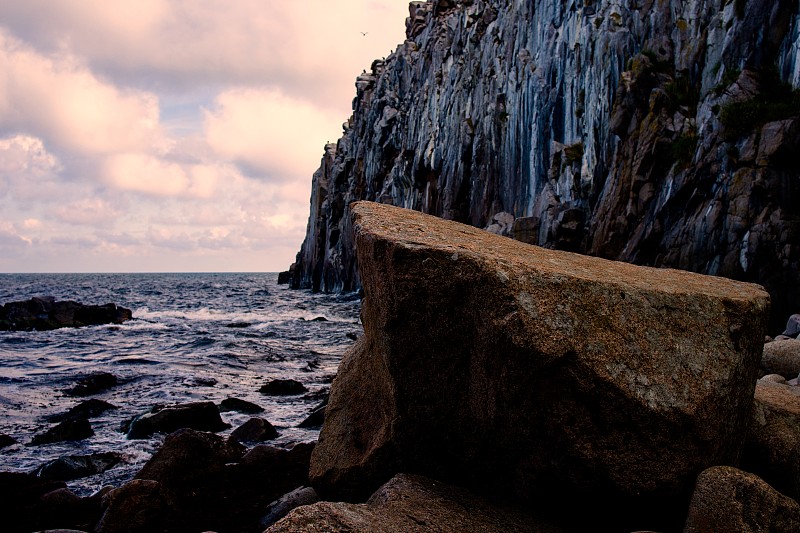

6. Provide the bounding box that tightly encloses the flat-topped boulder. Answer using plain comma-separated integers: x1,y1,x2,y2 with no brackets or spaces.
311,202,770,529
0,297,132,331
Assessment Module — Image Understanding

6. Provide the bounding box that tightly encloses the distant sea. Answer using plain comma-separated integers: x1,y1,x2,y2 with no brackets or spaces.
0,272,361,495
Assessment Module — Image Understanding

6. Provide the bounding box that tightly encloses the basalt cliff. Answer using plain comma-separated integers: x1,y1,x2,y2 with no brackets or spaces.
289,0,800,329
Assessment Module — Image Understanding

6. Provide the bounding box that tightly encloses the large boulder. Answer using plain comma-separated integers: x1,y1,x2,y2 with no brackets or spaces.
311,202,770,529
266,473,563,532
125,401,229,439
0,297,132,331
762,338,800,379
683,466,800,532
95,479,178,533
742,381,800,501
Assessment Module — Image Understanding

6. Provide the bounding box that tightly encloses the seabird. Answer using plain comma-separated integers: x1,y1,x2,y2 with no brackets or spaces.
360,31,368,36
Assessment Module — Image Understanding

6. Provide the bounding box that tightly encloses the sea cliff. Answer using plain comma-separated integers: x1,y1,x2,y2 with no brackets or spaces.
289,0,800,329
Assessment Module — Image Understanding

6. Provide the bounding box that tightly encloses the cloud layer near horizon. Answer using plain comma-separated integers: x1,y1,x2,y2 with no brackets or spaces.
0,0,408,272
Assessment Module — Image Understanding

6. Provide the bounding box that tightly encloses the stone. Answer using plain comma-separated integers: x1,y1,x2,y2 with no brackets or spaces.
30,418,94,446
782,314,800,338
762,339,800,379
759,374,788,384
259,379,307,395
277,271,291,284
218,397,264,414
0,297,132,331
266,473,564,532
683,466,800,533
64,372,118,397
741,382,800,501
0,433,16,448
298,399,327,428
311,202,769,529
47,399,117,423
0,472,66,532
126,401,230,439
259,486,320,530
230,417,279,443
95,479,178,533
34,452,123,481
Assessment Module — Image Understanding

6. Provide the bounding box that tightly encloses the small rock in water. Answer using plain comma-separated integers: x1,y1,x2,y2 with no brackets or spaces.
0,433,17,448
781,313,800,338
230,417,279,443
219,397,265,414
126,401,230,439
226,322,252,328
259,379,307,395
64,372,118,397
30,418,94,446
34,452,123,481
47,398,118,423
310,316,328,322
298,397,328,429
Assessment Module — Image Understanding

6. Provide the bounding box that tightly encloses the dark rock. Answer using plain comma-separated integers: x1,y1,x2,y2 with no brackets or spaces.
230,417,279,443
684,466,800,532
47,399,117,423
219,397,264,414
126,401,230,439
259,486,319,530
34,452,123,481
0,471,66,532
31,418,94,446
782,314,800,338
742,382,800,501
225,321,252,328
277,271,291,284
64,372,118,397
298,398,327,429
346,332,359,340
259,379,307,396
310,316,328,322
0,433,16,448
762,339,800,379
266,473,563,532
95,479,178,533
310,202,769,531
0,297,132,331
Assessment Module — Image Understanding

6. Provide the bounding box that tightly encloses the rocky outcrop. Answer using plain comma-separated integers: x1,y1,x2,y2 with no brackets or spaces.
310,202,769,530
0,297,132,331
289,0,800,331
267,473,563,533
125,401,230,439
683,466,800,533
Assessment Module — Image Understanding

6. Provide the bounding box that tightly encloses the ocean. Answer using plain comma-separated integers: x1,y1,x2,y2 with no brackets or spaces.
0,272,361,495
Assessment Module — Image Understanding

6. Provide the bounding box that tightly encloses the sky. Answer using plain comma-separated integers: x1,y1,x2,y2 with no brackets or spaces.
0,0,410,273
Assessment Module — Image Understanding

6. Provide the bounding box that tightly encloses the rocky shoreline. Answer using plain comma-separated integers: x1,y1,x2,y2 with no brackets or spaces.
0,297,132,331
3,202,800,532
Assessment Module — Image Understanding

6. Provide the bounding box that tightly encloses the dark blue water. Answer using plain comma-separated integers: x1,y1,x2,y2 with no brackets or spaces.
0,273,361,495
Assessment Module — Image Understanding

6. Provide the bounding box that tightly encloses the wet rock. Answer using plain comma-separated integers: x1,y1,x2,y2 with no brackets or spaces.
298,398,327,428
782,314,800,338
64,372,118,397
31,418,94,446
266,473,563,532
310,316,328,322
225,321,252,328
219,397,264,414
126,401,230,439
259,379,307,395
230,417,279,443
741,382,800,501
34,452,123,481
311,202,769,530
0,297,132,331
277,271,291,284
684,466,800,533
762,339,800,379
47,399,118,423
0,471,66,532
259,486,320,530
0,433,16,448
95,479,178,533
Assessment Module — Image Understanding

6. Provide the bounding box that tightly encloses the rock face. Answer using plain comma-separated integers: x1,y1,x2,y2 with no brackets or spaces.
0,297,132,330
267,473,563,533
310,202,769,529
289,0,800,331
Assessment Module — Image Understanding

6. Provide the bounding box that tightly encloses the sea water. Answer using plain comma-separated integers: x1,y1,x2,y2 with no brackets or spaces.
0,272,361,495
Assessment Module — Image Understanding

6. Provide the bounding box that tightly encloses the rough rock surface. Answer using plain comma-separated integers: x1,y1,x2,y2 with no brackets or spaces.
34,452,123,482
47,399,118,423
0,297,132,331
683,466,800,533
95,479,178,533
289,0,800,331
762,338,800,379
229,417,279,443
310,202,769,529
267,473,563,533
30,418,94,446
742,381,800,501
64,372,118,397
259,486,320,530
125,401,229,439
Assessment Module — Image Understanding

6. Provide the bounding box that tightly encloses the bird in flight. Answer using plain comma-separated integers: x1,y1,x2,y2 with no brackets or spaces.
360,32,368,36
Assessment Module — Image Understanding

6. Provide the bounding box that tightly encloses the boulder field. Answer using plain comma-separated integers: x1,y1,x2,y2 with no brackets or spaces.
307,201,772,531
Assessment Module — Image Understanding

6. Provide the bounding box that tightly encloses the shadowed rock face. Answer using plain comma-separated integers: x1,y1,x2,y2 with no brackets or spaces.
0,297,132,331
310,202,769,529
289,0,800,331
